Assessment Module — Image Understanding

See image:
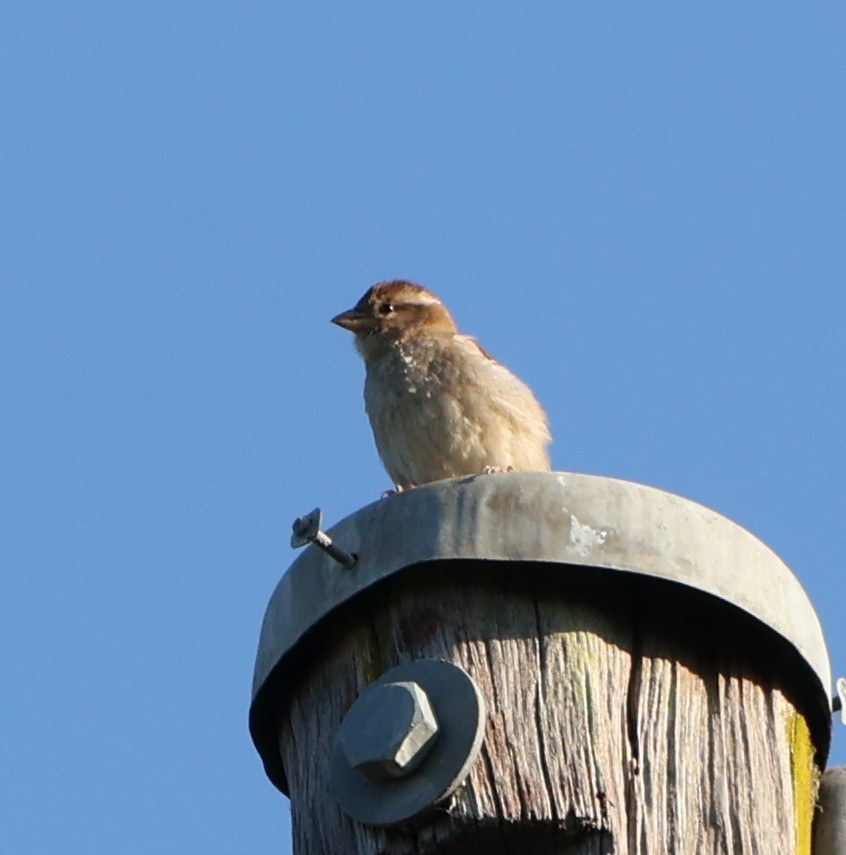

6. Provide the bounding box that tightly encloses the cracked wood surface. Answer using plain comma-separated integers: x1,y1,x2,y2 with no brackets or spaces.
276,563,820,854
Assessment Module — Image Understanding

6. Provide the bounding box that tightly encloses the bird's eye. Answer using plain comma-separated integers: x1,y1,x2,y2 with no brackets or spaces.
379,303,396,315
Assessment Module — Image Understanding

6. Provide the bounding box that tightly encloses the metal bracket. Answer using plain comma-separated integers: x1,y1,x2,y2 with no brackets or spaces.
814,765,846,853
833,677,846,726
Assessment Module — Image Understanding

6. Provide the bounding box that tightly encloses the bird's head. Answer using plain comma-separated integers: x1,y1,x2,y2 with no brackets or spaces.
332,281,457,353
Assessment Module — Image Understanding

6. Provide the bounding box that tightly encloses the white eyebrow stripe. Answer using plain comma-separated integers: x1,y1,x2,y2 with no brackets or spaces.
404,291,442,306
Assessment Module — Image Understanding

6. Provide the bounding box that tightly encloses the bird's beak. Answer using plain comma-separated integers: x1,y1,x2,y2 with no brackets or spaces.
331,308,373,332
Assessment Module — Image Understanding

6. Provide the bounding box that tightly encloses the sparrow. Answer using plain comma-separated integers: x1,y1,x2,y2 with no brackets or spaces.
331,280,552,491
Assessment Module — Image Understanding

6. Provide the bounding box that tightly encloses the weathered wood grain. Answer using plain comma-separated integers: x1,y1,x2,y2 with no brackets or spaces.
276,563,820,854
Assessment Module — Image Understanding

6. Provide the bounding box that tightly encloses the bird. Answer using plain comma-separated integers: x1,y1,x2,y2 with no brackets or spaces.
331,280,551,492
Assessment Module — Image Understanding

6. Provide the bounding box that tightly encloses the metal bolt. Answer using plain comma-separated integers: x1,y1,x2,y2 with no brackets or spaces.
337,681,440,780
290,507,356,569
329,659,487,826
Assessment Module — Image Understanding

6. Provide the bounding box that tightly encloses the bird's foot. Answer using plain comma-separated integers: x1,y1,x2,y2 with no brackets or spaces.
482,465,514,475
381,482,417,498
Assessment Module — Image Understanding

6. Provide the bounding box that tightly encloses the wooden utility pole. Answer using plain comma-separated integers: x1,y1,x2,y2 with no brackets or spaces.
250,472,834,854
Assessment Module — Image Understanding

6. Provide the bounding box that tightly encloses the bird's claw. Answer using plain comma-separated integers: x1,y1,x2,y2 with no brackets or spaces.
381,482,418,498
482,465,514,475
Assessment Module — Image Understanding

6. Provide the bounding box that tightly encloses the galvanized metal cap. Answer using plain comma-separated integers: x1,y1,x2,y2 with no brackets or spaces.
250,471,832,792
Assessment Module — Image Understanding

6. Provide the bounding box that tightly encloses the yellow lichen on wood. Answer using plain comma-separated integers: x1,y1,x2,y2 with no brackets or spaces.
787,711,819,855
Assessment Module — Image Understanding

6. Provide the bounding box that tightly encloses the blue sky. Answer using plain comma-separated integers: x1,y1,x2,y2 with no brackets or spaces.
3,5,844,852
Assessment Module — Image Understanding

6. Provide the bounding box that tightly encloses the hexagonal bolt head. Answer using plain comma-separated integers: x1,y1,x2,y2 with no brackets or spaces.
337,680,440,780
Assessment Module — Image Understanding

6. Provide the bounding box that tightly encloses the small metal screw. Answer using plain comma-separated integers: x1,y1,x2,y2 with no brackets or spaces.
290,507,356,569
337,681,440,780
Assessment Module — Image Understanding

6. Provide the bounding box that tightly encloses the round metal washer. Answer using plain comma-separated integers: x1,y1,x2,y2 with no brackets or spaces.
329,658,486,827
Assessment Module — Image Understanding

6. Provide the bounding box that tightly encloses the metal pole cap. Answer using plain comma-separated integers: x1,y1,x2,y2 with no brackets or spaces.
329,658,486,827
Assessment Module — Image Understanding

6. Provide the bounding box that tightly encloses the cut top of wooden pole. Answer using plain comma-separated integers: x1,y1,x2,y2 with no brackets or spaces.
250,471,834,854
